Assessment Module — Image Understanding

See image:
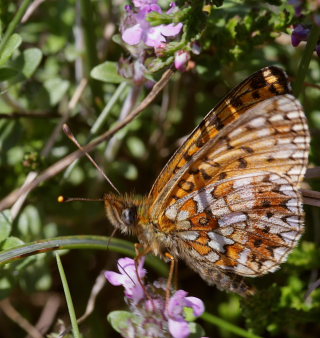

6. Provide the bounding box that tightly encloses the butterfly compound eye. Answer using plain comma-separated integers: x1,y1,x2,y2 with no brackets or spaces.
121,206,137,226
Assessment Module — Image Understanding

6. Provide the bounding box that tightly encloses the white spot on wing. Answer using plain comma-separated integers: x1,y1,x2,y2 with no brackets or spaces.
177,210,190,221
273,247,288,262
238,248,251,265
193,190,215,213
206,251,220,262
208,232,234,252
218,212,247,227
248,117,266,128
178,231,199,241
165,206,177,220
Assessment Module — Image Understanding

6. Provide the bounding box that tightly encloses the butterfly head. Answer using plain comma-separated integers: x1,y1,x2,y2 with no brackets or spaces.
104,193,139,235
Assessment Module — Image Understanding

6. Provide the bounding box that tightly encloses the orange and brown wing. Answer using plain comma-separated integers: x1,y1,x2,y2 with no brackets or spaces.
148,66,294,218
162,171,304,277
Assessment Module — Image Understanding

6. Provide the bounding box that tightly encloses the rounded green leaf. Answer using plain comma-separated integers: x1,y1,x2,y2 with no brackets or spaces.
1,236,24,250
0,210,12,242
126,136,146,158
19,48,43,78
108,311,138,334
0,67,19,81
44,78,70,106
91,61,124,83
0,33,22,66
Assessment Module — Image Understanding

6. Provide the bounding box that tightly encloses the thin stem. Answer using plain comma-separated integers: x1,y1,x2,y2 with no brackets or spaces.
62,81,127,180
79,0,103,108
55,253,80,338
201,312,263,338
90,81,128,135
293,24,320,97
0,0,33,57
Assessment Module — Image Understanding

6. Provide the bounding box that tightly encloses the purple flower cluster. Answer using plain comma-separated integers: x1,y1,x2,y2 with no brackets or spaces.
289,0,303,17
121,1,182,48
291,24,320,56
289,1,320,57
105,257,205,338
119,0,190,75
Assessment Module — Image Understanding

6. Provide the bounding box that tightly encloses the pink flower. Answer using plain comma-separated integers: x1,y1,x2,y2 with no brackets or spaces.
105,257,206,337
174,50,190,71
121,1,183,48
105,257,146,304
166,290,205,338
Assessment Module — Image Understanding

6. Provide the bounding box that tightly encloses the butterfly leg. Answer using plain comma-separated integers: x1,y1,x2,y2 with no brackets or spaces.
164,252,177,303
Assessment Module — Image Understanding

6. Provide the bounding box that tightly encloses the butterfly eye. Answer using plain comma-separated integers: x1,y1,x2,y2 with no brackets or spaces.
121,207,137,226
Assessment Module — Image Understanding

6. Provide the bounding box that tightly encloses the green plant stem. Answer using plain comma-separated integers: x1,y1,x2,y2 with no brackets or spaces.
0,0,32,57
0,235,169,275
293,24,320,97
80,0,103,109
55,253,80,338
201,312,263,338
62,81,128,180
90,82,128,135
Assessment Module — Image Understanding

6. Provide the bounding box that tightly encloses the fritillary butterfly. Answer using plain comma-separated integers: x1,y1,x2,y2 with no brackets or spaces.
104,66,310,296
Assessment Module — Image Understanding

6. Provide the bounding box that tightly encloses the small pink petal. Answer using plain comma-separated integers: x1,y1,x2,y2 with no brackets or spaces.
145,27,166,47
104,271,124,286
168,319,190,338
122,24,143,45
133,0,158,8
174,51,190,71
160,23,183,36
185,296,205,317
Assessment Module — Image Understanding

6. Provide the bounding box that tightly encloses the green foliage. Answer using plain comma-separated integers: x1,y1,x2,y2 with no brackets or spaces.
1,0,320,337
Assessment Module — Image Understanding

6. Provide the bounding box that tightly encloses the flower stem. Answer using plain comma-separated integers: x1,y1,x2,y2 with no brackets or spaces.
293,24,320,97
80,0,103,109
201,312,263,338
0,0,32,57
55,253,80,338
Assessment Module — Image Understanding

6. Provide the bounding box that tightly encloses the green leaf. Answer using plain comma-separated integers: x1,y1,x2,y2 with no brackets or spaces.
0,66,19,81
126,136,146,158
17,205,42,239
1,237,24,250
44,78,70,106
13,47,43,78
189,322,206,338
0,33,22,66
108,311,138,334
90,61,124,83
0,210,12,243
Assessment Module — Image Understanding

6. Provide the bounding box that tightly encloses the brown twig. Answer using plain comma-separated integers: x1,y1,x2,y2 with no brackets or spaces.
305,167,320,179
0,112,59,119
22,0,47,23
0,299,43,338
28,294,61,337
77,271,106,324
0,68,175,211
301,189,320,207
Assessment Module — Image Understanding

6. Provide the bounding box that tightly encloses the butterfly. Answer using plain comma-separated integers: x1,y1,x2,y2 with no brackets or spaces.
104,66,310,296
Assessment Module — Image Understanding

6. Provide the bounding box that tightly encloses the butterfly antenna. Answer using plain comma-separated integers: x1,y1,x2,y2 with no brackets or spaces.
63,123,120,195
57,196,103,203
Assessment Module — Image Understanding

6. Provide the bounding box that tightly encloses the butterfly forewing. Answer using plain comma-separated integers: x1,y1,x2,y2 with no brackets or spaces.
148,66,293,217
